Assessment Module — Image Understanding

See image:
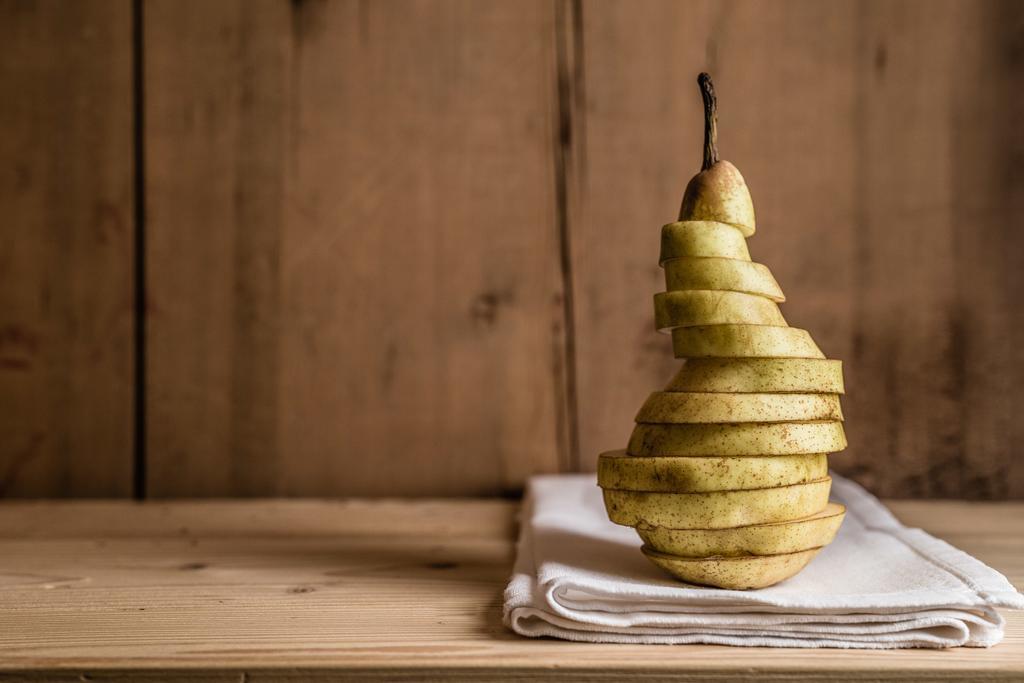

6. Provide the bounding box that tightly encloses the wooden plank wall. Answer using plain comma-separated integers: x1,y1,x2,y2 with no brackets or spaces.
1,0,1021,498
0,0,134,496
143,0,571,496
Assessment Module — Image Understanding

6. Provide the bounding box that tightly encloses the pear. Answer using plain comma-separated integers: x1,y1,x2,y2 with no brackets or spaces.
635,392,842,423
597,451,828,492
671,325,824,359
654,290,786,331
660,221,751,262
628,421,847,456
676,74,755,236
664,257,784,302
603,478,831,529
642,546,820,590
665,358,844,394
598,73,846,589
637,503,845,557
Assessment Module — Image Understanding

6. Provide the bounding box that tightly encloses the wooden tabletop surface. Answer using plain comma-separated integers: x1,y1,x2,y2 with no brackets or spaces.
0,498,1021,681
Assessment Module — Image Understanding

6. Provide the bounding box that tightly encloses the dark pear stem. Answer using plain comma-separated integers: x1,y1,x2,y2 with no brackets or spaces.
698,72,718,171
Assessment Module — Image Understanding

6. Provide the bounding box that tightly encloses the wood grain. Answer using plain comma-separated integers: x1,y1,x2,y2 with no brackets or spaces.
0,498,1020,680
570,0,1024,498
0,0,134,496
144,0,570,496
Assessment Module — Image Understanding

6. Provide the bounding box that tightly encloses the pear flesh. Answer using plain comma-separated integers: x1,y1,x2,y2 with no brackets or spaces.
603,478,832,529
636,392,843,423
598,450,828,492
665,358,844,394
654,290,786,332
628,421,847,457
660,221,751,263
671,325,824,359
642,546,821,590
664,257,784,302
637,503,846,557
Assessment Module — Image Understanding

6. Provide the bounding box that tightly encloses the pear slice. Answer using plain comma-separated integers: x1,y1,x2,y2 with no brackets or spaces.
678,159,756,236
671,325,824,359
664,257,784,302
660,221,751,263
654,291,785,332
603,478,831,529
642,545,821,590
666,358,844,394
636,392,842,424
597,450,828,492
628,421,846,456
637,503,845,557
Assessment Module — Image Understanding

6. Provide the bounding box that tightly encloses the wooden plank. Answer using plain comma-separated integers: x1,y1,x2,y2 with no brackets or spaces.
0,498,1020,680
0,0,134,496
570,0,1024,498
144,0,570,496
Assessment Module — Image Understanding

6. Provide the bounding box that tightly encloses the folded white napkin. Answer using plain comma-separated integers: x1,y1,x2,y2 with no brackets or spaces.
504,473,1023,648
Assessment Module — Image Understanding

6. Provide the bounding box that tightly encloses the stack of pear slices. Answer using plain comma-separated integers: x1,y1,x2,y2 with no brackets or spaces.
599,74,847,590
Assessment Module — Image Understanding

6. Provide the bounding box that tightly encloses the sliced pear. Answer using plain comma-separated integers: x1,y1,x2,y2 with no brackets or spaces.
663,257,784,302
637,503,846,557
636,392,842,424
665,358,844,394
597,450,828,492
603,478,831,529
678,160,756,236
627,421,846,456
642,545,821,590
671,325,824,359
659,221,750,263
654,291,785,332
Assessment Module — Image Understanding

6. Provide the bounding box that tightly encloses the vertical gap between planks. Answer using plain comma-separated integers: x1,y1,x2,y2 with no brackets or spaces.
131,0,147,500
553,0,584,472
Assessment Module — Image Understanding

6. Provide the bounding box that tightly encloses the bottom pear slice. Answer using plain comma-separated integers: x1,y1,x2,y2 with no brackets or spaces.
642,545,822,590
637,503,845,557
602,478,831,529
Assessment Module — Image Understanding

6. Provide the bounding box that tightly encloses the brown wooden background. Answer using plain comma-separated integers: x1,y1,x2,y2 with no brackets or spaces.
2,0,1022,499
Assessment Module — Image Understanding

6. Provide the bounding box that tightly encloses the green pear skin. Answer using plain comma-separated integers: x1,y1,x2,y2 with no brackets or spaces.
636,392,843,424
678,160,756,236
628,421,847,456
654,290,786,331
637,503,845,557
642,545,821,590
665,358,844,394
603,478,831,529
671,325,824,359
664,256,784,301
659,221,751,263
597,451,828,492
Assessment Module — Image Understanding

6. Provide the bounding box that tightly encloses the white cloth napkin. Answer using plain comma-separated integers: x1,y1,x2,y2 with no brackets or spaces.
504,473,1023,648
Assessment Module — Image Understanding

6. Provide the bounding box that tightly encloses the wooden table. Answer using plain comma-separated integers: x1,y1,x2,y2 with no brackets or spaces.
0,499,1020,681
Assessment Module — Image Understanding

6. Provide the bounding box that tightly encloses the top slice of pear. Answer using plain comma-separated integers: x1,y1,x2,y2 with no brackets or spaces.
678,160,756,236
